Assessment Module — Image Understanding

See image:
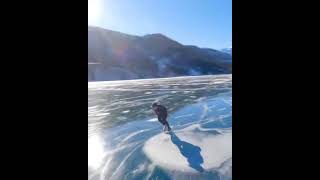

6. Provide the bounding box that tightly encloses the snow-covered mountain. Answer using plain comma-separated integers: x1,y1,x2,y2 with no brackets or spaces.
220,48,232,55
88,26,232,81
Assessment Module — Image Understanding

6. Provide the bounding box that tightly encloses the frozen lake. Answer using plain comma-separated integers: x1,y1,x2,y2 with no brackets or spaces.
88,75,232,180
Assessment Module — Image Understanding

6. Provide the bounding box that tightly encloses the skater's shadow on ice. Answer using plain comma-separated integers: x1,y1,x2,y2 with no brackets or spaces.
169,132,204,172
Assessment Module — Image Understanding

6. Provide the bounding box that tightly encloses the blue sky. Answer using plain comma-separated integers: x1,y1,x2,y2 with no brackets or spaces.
88,0,232,50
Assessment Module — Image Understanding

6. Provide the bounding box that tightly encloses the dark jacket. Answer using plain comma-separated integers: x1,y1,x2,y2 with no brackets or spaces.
153,105,167,119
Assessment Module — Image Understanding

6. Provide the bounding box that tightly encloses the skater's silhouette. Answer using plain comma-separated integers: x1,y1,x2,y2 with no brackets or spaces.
152,102,171,132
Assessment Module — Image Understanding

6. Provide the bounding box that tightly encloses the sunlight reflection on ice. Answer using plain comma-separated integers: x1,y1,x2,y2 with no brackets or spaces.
88,135,106,169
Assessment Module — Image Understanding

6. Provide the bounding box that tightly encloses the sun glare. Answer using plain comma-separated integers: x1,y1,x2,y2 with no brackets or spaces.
88,0,102,25
88,135,105,169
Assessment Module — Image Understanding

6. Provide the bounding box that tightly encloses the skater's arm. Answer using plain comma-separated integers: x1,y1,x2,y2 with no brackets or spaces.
153,107,160,115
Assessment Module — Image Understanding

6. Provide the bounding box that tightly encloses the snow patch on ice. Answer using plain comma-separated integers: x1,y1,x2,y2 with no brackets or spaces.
147,118,158,122
143,124,232,173
132,163,147,175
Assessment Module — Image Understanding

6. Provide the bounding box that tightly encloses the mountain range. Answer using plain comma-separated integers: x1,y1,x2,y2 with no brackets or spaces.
221,47,232,55
88,26,232,81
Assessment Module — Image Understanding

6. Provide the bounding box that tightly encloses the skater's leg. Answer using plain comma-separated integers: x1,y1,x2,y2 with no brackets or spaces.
159,115,171,131
158,117,166,125
158,116,168,131
163,116,171,131
164,121,171,131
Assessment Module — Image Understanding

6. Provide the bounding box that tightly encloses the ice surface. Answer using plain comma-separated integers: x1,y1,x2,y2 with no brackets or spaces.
147,118,158,122
88,74,232,180
143,125,232,173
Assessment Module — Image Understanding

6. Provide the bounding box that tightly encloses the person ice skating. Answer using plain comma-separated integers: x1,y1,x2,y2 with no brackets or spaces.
152,102,171,132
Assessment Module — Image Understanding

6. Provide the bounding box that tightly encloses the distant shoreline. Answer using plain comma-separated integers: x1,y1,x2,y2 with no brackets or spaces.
88,74,232,83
